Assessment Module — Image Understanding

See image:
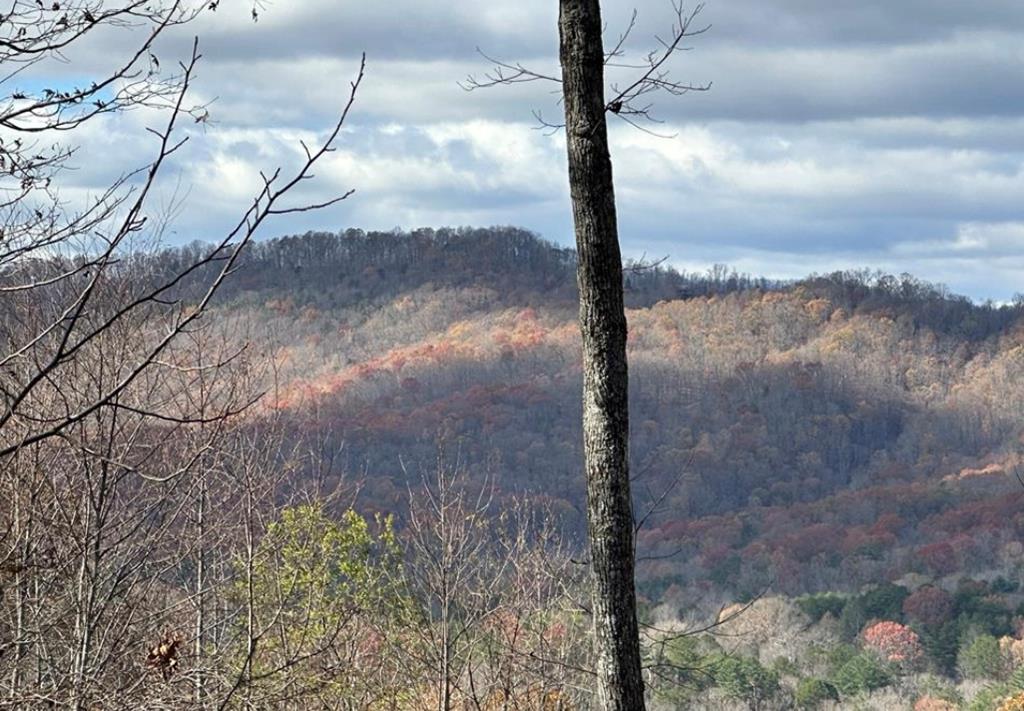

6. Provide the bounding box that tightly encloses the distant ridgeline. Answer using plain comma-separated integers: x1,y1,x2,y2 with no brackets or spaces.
150,226,1020,338
155,226,780,309
5,226,1019,338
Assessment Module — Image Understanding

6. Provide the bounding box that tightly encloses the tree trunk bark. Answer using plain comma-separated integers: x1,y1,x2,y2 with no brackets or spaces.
558,2,646,710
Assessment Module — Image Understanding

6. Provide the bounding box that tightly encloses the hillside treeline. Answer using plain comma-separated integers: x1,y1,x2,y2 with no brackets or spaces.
144,226,780,309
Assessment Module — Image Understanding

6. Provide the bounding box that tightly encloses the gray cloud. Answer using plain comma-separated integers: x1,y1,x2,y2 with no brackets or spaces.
704,0,1024,48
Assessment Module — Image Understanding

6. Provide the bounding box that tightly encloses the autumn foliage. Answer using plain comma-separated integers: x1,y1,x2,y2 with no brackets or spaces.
914,697,959,711
862,621,923,665
998,693,1024,711
198,228,1024,597
903,586,955,628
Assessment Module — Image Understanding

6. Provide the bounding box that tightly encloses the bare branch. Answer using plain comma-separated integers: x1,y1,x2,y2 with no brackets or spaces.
466,1,710,133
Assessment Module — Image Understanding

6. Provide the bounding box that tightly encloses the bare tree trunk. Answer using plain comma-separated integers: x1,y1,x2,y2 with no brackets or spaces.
9,492,25,701
558,1,646,710
194,469,207,708
194,341,209,709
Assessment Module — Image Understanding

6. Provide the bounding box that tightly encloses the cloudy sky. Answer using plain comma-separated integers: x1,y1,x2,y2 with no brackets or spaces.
36,1,1024,300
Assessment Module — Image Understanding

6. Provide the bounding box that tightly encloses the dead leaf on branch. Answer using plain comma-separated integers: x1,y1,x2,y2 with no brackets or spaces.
145,632,182,681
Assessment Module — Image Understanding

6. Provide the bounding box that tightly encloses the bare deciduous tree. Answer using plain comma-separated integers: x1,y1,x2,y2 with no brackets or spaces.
464,3,708,708
0,2,363,458
559,4,644,706
0,2,368,707
399,456,592,711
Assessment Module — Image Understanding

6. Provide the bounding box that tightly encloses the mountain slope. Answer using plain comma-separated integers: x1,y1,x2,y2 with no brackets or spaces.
202,227,1024,602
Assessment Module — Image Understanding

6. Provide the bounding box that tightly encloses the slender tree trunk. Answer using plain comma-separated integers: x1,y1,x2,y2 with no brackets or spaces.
10,493,24,700
194,471,206,707
195,365,209,708
558,1,646,709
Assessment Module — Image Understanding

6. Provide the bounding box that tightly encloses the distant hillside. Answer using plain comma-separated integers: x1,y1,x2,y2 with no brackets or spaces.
186,227,1024,603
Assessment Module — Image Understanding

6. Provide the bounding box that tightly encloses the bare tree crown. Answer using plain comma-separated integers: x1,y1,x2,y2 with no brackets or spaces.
462,1,710,136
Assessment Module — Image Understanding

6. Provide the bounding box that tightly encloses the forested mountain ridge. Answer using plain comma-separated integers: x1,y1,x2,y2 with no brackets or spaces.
197,227,1024,603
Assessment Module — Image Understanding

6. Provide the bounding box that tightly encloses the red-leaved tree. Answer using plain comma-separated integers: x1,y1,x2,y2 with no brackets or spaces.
863,621,923,667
